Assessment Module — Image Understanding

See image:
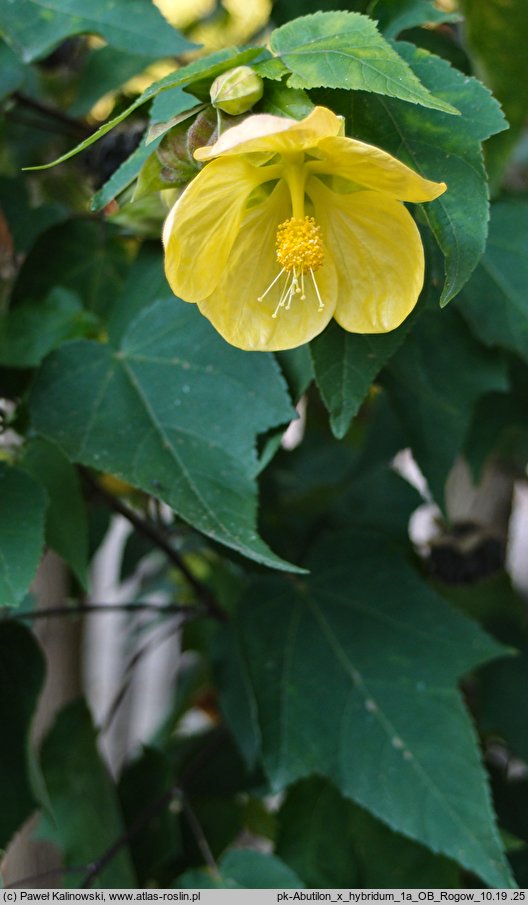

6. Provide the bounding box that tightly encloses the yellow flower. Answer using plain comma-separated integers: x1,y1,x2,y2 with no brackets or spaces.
163,106,446,351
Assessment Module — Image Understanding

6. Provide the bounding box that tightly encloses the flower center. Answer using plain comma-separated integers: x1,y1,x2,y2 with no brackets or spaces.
258,216,325,319
275,216,324,274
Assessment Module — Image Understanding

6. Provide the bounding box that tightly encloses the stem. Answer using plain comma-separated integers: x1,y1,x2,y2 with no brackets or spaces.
13,92,91,137
80,786,181,888
5,601,192,621
84,471,228,622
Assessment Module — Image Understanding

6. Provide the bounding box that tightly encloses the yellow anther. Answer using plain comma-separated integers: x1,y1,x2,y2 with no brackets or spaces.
258,215,326,318
275,216,324,273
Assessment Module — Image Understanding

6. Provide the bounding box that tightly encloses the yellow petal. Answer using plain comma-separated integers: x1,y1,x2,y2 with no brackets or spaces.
163,156,261,302
198,183,338,351
195,106,343,162
313,136,446,202
308,178,424,333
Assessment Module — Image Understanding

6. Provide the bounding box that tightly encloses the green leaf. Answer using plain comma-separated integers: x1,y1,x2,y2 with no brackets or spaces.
1,0,194,63
12,220,131,316
344,41,507,305
118,747,180,885
384,308,509,506
0,623,45,849
271,0,370,27
459,201,528,363
269,12,458,114
21,438,88,588
177,850,304,889
24,47,262,171
0,464,47,608
376,0,461,39
69,46,156,118
0,174,66,253
30,300,300,571
105,244,169,345
461,0,528,175
310,319,410,439
90,133,161,212
258,82,314,119
480,653,528,763
0,39,27,100
277,777,460,886
0,288,98,368
40,698,136,887
216,531,514,887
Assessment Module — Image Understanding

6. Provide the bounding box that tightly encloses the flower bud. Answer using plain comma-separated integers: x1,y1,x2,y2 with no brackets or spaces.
210,66,264,115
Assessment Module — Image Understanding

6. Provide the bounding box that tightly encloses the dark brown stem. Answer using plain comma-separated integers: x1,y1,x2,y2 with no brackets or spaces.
81,786,182,888
4,601,193,621
99,616,185,734
181,796,221,880
13,92,91,137
84,471,228,622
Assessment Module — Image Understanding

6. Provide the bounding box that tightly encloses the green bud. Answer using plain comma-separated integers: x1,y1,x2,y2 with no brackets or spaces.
210,66,264,115
156,109,217,185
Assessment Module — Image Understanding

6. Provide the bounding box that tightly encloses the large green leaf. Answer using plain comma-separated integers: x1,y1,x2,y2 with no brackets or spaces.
21,438,89,587
0,464,47,608
40,698,136,887
459,201,528,363
384,308,508,505
30,300,299,571
310,319,410,439
1,0,194,63
0,623,45,850
269,12,458,114
216,531,513,887
24,48,262,171
277,777,460,886
344,41,507,305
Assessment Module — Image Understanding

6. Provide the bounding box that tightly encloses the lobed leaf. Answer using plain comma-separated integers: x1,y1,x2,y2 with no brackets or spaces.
30,300,300,571
216,531,514,887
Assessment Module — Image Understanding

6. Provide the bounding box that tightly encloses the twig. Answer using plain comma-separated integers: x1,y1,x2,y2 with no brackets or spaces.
80,785,219,888
13,91,91,137
85,471,228,622
182,796,221,881
4,601,193,621
80,784,182,887
99,615,186,735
